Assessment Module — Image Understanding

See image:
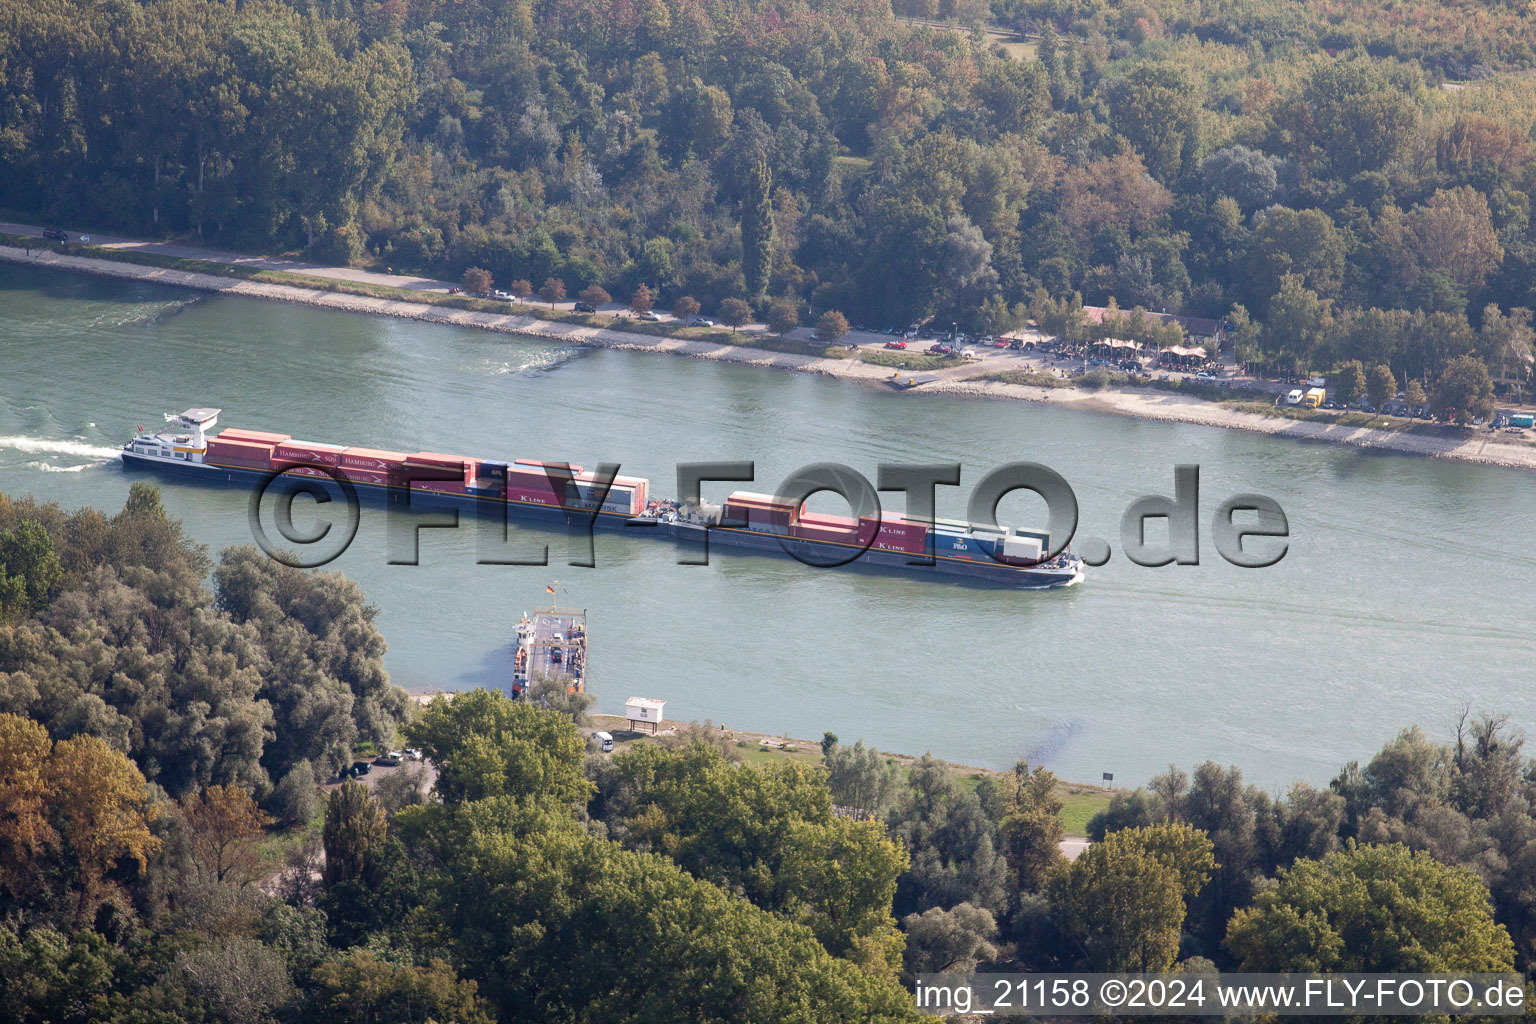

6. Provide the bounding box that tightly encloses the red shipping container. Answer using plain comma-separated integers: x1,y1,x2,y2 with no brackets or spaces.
274,441,344,466
516,459,584,474
207,439,274,467
341,447,408,471
217,428,291,444
338,467,391,486
207,456,271,471
408,451,472,468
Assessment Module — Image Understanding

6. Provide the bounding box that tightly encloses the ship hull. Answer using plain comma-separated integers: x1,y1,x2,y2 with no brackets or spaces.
121,453,1082,589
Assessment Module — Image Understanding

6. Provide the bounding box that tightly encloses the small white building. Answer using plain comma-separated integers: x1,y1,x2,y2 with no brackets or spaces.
625,697,666,735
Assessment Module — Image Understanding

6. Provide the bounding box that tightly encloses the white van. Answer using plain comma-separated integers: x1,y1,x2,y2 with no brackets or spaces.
593,730,614,753
1285,389,1304,406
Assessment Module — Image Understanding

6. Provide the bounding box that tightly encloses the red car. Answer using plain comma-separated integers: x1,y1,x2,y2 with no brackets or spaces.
884,340,907,349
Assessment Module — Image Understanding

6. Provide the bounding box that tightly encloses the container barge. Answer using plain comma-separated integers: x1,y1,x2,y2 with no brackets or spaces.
121,409,1084,588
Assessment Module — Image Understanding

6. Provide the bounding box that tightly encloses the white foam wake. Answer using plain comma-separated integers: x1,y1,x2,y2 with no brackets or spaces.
0,436,121,461
25,460,93,473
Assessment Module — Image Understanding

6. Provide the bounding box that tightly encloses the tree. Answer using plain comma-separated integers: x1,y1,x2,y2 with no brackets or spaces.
322,781,388,887
376,763,429,812
901,903,998,978
674,295,700,322
509,279,533,303
1367,363,1397,409
539,277,566,305
629,283,653,315
311,949,495,1024
741,157,774,303
578,284,610,307
888,757,1009,918
1333,361,1366,407
0,713,58,901
1245,208,1347,311
1293,58,1420,177
1265,274,1333,372
0,521,62,622
522,672,595,727
1226,843,1514,972
1409,187,1504,293
718,297,753,331
998,763,1065,892
49,734,161,923
823,739,900,815
1477,305,1534,392
405,689,591,806
815,310,850,343
1431,355,1495,424
1050,822,1216,971
1104,62,1202,182
1200,145,1280,211
272,760,320,828
1405,379,1427,407
462,267,492,296
598,741,904,968
180,784,272,887
415,803,926,1023
764,297,800,335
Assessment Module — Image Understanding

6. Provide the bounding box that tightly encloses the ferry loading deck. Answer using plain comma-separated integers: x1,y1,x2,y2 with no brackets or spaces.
510,600,587,698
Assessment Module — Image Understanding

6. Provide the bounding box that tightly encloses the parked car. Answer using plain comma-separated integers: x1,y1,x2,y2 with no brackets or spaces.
1195,371,1217,381
350,761,372,777
884,340,907,349
374,753,401,767
687,316,715,327
637,310,661,322
573,301,597,313
959,347,979,359
447,286,461,295
928,343,952,355
404,748,423,761
41,228,68,241
492,289,514,300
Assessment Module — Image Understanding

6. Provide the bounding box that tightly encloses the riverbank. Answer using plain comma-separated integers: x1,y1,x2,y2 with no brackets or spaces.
8,242,1536,471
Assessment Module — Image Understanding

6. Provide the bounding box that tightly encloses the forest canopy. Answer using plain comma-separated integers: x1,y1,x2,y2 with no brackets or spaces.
3,0,1536,387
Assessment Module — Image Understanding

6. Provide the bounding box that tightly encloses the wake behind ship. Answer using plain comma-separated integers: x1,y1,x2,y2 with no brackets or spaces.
122,409,1085,588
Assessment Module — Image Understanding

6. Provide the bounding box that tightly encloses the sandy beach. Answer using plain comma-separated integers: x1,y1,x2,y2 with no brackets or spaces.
9,243,1536,472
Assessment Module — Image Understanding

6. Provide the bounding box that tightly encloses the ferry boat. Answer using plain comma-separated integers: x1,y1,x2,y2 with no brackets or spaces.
510,595,587,699
121,409,1085,589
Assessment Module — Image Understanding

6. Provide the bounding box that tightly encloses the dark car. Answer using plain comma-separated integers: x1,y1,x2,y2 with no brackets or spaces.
350,760,372,777
41,228,68,241
573,301,596,313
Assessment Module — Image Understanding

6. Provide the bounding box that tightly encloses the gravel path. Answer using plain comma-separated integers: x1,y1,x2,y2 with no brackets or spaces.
9,244,1536,472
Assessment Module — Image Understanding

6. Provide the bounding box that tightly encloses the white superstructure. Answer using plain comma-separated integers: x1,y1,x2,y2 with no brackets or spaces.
121,408,220,465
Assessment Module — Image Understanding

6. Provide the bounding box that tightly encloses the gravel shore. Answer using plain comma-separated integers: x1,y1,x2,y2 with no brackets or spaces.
10,244,1536,472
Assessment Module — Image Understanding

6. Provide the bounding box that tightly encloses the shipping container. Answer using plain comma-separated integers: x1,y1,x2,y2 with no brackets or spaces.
515,459,584,473
479,460,512,479
206,438,275,467
217,428,291,445
341,447,408,471
505,484,563,507
205,456,271,471
274,441,346,466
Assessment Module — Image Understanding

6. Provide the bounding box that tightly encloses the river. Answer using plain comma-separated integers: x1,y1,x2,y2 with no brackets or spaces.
4,262,1532,789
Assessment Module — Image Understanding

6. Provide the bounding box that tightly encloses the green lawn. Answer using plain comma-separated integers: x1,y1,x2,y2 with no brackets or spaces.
1059,785,1113,837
